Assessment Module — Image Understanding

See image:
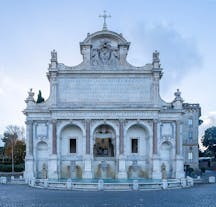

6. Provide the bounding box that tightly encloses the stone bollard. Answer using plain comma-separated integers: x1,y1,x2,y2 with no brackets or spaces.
11,176,15,181
31,177,35,186
44,179,48,188
98,179,104,191
0,177,7,184
162,179,168,189
180,178,187,188
209,176,215,183
66,179,72,190
132,180,139,191
19,175,23,180
186,176,194,187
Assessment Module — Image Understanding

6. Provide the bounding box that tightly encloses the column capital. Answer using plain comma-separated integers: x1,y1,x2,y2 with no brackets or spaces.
153,119,159,124
25,120,33,125
49,119,57,124
118,119,125,124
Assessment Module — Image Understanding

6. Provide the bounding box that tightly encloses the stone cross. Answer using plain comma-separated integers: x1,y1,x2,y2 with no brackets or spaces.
99,10,111,30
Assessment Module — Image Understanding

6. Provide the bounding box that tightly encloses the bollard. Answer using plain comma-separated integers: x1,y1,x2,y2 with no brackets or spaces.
186,176,194,187
44,179,48,188
19,175,23,180
98,179,104,191
11,176,15,180
66,179,72,190
132,180,139,191
1,177,7,184
180,178,187,188
162,179,168,189
31,177,35,186
209,176,215,183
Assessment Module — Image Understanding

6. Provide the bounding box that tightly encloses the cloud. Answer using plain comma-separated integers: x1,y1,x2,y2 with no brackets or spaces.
127,22,202,88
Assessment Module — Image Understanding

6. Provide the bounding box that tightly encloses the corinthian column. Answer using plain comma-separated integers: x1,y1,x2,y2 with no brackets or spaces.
152,119,161,179
26,120,33,156
119,120,124,154
153,119,158,155
52,120,57,154
86,119,90,154
175,120,180,155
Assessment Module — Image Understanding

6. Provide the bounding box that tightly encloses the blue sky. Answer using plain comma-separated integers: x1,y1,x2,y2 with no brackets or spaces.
0,0,216,144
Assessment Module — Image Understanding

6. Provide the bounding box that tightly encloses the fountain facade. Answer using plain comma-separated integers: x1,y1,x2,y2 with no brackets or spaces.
24,19,201,185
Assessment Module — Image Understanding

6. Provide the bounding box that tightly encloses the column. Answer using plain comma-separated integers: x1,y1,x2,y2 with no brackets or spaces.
49,119,58,179
175,120,184,178
119,120,124,154
118,119,127,179
24,120,34,181
152,119,161,179
153,119,158,155
86,119,90,154
83,119,92,178
52,120,57,154
175,120,180,155
27,120,34,155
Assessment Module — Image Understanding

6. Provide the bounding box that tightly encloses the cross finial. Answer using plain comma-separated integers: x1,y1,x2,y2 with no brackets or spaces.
99,10,111,30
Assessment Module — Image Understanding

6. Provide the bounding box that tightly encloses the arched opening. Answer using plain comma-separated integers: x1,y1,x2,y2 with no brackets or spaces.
36,141,48,179
126,124,150,156
126,124,150,178
93,124,115,157
60,124,83,155
60,124,83,179
160,141,173,178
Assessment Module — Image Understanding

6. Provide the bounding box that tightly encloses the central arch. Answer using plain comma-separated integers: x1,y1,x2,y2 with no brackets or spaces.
93,124,116,158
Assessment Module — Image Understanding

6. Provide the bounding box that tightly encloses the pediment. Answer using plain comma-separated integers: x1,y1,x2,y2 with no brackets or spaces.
80,30,130,67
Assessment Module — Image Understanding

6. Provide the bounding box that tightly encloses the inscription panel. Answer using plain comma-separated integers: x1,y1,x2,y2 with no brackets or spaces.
57,77,152,103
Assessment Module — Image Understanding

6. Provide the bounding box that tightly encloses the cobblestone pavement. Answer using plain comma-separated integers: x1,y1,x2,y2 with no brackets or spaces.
0,184,216,207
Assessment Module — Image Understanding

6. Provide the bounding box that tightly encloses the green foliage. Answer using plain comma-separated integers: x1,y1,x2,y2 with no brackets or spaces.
0,163,24,172
14,140,26,164
36,90,45,103
2,125,25,172
202,126,216,157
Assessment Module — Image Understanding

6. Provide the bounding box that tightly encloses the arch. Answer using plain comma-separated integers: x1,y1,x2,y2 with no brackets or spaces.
82,30,129,45
91,121,117,137
93,124,116,157
124,121,152,137
60,124,83,155
160,141,173,178
126,124,150,156
36,141,48,159
57,121,85,138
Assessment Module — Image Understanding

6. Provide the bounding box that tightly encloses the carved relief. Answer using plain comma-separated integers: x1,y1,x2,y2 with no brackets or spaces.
91,39,120,66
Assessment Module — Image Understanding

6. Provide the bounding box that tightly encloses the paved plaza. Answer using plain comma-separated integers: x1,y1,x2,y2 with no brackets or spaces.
0,184,216,207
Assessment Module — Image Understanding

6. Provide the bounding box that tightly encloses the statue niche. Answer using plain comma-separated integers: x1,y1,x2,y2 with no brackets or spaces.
91,39,120,66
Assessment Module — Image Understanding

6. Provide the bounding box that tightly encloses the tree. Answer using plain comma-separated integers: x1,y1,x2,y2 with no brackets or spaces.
36,90,45,103
2,125,25,173
202,126,216,157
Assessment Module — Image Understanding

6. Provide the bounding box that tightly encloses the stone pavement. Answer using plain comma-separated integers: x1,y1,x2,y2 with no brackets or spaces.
0,184,216,207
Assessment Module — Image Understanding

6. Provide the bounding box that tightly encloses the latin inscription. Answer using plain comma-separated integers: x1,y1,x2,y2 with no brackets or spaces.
57,77,151,103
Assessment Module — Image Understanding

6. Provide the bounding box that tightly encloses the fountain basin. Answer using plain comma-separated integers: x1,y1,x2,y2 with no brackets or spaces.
28,178,192,191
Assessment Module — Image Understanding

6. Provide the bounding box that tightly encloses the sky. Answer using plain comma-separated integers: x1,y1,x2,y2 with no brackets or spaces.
0,0,216,146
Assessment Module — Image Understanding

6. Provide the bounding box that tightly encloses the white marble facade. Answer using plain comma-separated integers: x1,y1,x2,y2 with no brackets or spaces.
24,28,201,181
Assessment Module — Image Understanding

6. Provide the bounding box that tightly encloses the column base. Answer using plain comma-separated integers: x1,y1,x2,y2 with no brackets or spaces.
176,155,185,179
117,159,127,179
152,154,161,179
24,155,34,182
83,160,93,179
48,154,58,179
